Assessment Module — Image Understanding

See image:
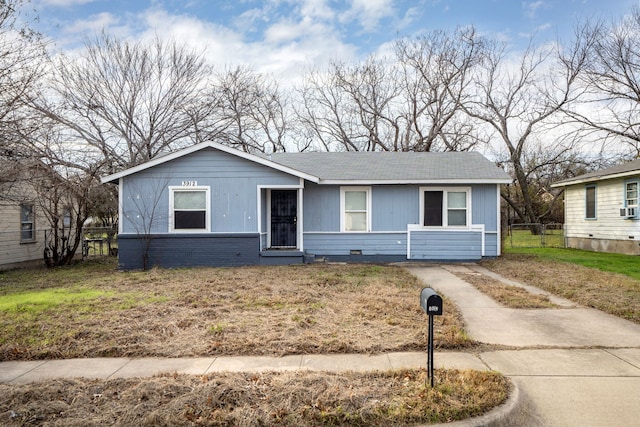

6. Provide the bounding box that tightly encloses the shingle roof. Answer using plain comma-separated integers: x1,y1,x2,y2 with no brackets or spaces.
269,151,510,183
101,141,511,184
552,159,640,187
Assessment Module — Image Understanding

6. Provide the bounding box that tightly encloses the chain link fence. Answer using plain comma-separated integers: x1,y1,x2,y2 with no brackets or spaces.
506,223,565,248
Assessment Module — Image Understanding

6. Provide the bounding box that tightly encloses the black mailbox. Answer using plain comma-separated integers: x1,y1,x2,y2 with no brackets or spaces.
420,287,443,316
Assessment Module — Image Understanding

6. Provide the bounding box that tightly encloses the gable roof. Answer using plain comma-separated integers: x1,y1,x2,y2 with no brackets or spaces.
100,141,320,184
101,141,511,185
551,159,640,187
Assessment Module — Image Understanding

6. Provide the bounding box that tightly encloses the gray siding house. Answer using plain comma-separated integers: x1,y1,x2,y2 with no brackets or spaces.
102,142,510,269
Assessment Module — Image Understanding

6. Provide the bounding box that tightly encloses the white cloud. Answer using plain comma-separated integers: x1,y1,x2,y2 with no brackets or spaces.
62,12,119,35
342,0,395,32
523,1,546,19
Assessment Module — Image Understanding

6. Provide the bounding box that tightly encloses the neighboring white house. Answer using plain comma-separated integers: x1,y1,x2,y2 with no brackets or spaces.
0,178,48,271
552,159,640,255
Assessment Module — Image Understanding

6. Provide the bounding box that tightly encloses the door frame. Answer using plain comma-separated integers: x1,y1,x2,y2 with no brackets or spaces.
259,184,303,251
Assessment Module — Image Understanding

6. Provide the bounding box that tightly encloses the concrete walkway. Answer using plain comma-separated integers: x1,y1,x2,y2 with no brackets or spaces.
2,264,640,426
407,264,640,427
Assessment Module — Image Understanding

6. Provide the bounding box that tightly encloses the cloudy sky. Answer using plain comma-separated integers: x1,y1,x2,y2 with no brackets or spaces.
29,0,638,81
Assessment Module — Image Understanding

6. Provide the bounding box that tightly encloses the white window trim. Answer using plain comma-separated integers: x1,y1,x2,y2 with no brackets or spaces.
624,180,638,208
169,186,211,233
340,186,371,232
419,186,471,228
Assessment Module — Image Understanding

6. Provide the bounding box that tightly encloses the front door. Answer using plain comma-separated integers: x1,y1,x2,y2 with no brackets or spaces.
270,190,297,248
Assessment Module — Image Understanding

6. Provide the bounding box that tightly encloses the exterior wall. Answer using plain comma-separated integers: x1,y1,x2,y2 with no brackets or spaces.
117,233,260,269
120,147,300,234
0,185,48,271
409,228,483,260
563,177,640,255
302,183,500,260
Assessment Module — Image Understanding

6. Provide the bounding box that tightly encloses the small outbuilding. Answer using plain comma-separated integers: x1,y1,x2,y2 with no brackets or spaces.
101,142,511,269
552,159,640,255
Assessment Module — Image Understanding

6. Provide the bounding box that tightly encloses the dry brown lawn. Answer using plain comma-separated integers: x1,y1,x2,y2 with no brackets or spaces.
0,260,472,361
480,254,640,323
0,260,512,426
0,369,509,426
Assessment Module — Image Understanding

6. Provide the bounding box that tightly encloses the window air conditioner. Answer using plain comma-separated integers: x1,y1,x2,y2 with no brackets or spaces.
620,207,637,218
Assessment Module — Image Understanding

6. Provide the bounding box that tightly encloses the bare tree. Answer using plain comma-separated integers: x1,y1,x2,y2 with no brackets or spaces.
464,34,594,225
0,0,46,178
30,33,212,173
565,9,640,157
209,66,292,153
122,176,171,270
297,27,485,152
394,26,485,152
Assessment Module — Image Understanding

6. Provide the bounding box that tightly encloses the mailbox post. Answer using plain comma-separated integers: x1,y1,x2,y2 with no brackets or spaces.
420,287,443,387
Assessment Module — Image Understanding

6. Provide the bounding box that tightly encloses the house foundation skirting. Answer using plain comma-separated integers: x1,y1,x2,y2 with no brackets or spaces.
566,236,640,256
117,233,260,270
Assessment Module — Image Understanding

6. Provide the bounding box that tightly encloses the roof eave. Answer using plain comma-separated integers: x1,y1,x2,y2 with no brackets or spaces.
551,169,640,188
318,178,512,185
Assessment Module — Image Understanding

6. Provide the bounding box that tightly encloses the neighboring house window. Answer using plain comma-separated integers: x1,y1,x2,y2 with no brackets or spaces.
20,203,35,242
585,185,596,220
63,209,72,228
420,188,469,227
341,187,371,232
169,187,210,232
625,181,638,208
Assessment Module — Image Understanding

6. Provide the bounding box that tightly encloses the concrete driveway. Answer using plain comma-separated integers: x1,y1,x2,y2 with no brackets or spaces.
407,264,640,427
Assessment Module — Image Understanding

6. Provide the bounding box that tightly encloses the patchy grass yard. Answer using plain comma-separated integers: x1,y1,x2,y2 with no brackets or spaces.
0,369,509,426
0,260,512,426
481,252,640,323
0,259,472,361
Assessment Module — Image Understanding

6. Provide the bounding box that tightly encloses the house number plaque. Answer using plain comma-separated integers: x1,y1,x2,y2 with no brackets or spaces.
181,181,198,187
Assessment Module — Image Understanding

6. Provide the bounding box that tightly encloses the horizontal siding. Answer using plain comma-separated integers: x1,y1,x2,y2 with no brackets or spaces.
564,179,640,240
117,233,260,269
409,230,482,260
304,232,407,256
0,229,47,269
0,199,48,267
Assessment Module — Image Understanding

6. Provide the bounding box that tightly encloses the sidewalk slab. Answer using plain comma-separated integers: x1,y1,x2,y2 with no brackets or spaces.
480,349,640,376
0,361,46,383
8,358,130,384
510,376,640,427
301,353,391,372
386,352,490,372
608,348,640,369
112,357,216,378
207,355,303,373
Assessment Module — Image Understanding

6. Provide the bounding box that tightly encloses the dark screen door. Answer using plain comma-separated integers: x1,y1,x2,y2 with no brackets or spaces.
271,190,297,248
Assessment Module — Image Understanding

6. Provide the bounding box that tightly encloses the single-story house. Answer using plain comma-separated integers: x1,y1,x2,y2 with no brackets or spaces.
552,158,640,255
0,160,49,271
101,142,511,269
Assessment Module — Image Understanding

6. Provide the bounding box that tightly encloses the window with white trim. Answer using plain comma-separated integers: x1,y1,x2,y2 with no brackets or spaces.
625,181,638,208
420,188,469,227
341,187,371,232
20,203,35,242
169,187,210,232
585,185,596,220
